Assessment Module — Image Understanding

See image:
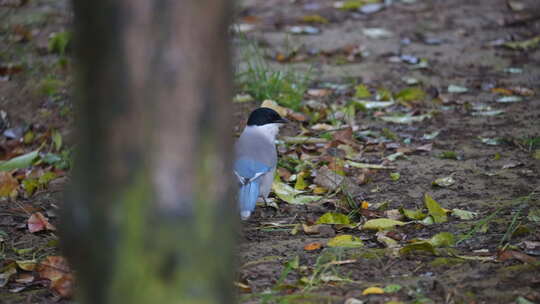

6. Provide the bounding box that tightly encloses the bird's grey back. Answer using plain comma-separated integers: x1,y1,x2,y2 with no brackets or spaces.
235,129,277,168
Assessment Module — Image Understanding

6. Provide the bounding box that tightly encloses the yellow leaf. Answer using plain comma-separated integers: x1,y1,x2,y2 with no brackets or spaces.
362,218,406,231
362,286,384,295
327,235,364,248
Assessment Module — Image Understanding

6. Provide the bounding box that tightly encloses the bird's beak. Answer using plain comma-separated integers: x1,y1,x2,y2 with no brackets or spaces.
276,118,289,124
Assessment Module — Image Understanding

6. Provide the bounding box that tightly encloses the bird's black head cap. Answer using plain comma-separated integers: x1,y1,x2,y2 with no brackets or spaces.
247,107,288,126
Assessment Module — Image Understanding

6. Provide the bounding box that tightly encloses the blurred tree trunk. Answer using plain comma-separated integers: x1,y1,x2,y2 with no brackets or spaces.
61,1,236,303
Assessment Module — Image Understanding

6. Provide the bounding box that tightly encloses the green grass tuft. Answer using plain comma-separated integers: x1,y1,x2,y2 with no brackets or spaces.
236,39,312,110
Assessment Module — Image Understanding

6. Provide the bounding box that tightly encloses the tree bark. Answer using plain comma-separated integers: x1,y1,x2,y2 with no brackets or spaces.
61,1,236,303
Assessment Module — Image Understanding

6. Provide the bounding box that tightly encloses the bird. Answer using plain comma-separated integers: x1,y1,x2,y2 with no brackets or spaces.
235,107,288,220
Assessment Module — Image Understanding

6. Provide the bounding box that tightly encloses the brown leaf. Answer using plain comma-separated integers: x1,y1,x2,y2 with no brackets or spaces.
28,212,56,233
302,223,322,234
0,171,19,198
15,273,35,284
37,256,74,298
416,143,433,152
307,88,331,97
287,111,308,122
304,242,323,251
277,167,292,181
510,86,534,96
332,127,353,144
497,250,537,264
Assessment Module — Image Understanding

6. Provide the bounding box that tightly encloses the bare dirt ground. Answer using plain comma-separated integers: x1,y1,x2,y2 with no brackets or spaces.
1,0,540,303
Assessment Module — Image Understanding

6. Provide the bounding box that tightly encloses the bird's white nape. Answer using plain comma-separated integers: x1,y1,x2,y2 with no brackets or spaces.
245,123,282,143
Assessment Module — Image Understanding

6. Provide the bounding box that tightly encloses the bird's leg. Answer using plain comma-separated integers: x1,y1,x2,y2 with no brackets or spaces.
262,196,269,208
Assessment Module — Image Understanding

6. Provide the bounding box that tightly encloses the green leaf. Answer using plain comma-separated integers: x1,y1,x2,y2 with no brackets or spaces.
399,208,427,220
452,208,478,220
428,232,455,247
432,176,456,187
362,218,406,231
327,235,364,248
399,241,436,255
38,171,57,185
0,150,39,171
354,84,371,98
316,212,351,225
395,87,426,102
424,194,447,223
502,35,540,51
22,178,39,196
273,179,321,204
438,151,458,159
52,130,63,151
294,171,309,190
383,284,402,293
390,172,400,181
41,153,62,164
23,131,35,144
376,88,393,101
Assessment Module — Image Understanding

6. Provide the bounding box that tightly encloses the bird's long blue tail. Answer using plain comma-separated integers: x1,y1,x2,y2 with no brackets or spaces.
239,180,260,220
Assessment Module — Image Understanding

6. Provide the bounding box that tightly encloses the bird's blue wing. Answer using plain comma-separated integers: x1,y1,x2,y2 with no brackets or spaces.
234,158,271,219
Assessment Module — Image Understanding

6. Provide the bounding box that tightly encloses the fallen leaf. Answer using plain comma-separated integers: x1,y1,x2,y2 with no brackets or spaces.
383,284,402,293
428,232,455,247
28,212,56,233
299,14,329,24
362,218,406,231
379,114,431,124
447,85,468,93
327,234,364,248
0,264,17,287
304,242,323,251
502,35,540,50
15,273,34,284
432,176,456,187
0,150,39,171
395,87,426,102
287,25,320,35
261,100,289,117
510,86,534,96
497,250,537,264
496,96,523,103
352,100,394,109
376,231,399,248
425,193,447,223
354,84,371,98
399,208,427,220
363,28,393,39
452,208,478,220
302,224,321,234
362,286,384,295
399,241,436,255
0,172,18,198
316,212,351,225
307,89,331,97
272,179,321,205
16,260,37,271
37,256,74,298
